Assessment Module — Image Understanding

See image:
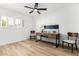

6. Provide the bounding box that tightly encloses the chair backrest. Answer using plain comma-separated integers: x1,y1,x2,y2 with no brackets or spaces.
68,32,78,41
30,30,35,34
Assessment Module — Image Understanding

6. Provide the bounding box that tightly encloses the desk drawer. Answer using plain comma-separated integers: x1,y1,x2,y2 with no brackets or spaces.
41,35,48,38
48,35,56,39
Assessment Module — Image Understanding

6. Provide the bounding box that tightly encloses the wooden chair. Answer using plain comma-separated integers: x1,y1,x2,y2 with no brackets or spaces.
30,30,36,40
62,32,78,53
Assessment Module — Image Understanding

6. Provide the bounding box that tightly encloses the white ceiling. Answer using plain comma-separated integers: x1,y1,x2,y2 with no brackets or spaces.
0,3,78,16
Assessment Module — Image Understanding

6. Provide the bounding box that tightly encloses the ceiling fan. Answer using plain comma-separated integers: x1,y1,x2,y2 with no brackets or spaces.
24,3,47,14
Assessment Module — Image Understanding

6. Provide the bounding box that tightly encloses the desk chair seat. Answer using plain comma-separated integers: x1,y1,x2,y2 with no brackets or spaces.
30,34,36,36
63,40,75,44
62,32,78,53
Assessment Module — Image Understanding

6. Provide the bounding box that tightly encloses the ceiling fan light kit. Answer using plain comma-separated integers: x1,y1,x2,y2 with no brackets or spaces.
34,9,37,12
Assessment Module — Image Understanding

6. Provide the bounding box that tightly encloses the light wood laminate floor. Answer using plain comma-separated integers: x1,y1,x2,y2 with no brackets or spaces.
0,39,78,56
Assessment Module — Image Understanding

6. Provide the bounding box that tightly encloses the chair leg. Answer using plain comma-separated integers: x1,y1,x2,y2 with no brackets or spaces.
68,43,69,47
62,41,64,48
71,44,73,53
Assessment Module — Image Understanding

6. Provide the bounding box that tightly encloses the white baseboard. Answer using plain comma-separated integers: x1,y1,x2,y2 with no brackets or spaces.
0,39,28,46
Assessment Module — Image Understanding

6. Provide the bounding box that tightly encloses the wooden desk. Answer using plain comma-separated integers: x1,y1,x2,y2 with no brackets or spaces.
36,32,60,48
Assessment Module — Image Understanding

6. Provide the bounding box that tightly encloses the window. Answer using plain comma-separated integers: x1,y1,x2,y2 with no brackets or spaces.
15,18,21,25
1,16,8,27
8,17,14,25
0,16,23,28
15,18,22,28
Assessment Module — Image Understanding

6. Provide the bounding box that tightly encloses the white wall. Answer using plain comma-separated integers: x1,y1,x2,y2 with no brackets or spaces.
34,3,79,47
0,7,33,45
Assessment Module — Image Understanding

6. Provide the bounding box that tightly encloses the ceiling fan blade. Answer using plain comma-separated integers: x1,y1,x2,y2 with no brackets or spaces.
24,6,33,9
37,11,41,14
37,8,47,10
29,10,34,13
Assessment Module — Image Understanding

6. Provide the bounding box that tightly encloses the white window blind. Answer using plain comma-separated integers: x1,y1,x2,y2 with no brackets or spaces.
0,16,23,28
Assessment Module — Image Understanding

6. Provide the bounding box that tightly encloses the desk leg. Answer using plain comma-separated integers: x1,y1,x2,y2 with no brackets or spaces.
56,35,60,48
56,35,58,48
56,36,60,48
35,35,38,42
56,39,58,48
58,39,60,46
